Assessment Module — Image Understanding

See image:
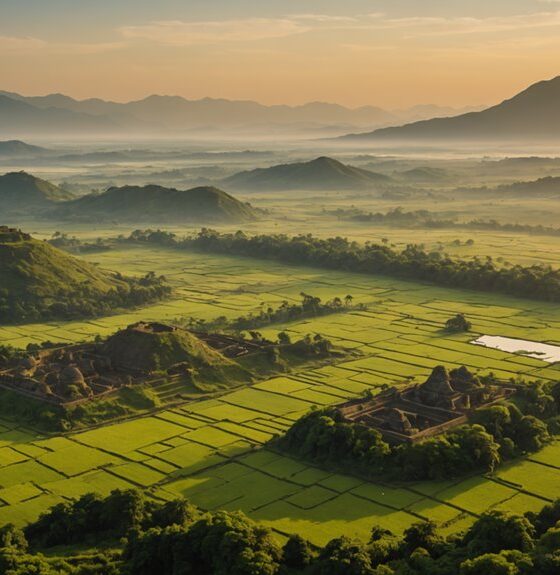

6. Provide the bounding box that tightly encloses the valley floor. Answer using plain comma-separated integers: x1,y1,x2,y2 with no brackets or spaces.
0,245,559,544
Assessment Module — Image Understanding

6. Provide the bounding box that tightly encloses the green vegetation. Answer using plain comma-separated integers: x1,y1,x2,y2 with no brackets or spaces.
178,292,364,334
102,323,234,373
276,366,558,481
179,229,560,303
445,314,472,333
1,488,560,574
324,206,560,238
52,184,259,223
0,228,170,323
0,171,72,213
224,156,391,190
1,242,560,551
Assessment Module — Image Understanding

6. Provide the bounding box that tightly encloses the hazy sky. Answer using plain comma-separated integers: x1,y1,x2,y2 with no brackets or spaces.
1,0,560,108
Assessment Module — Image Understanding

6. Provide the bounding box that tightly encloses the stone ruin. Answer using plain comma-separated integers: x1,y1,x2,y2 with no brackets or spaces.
0,343,123,405
0,321,271,406
0,226,31,242
338,365,514,444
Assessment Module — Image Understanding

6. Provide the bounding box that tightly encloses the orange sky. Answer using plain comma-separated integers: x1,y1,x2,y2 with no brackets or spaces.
2,3,560,108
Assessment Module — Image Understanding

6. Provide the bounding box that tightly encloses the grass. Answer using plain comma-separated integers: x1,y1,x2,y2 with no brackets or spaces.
0,245,560,542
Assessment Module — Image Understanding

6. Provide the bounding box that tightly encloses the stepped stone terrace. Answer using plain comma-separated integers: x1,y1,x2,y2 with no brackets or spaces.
338,366,514,444
0,322,267,406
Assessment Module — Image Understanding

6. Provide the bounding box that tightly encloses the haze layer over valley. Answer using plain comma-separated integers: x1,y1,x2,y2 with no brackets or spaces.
3,2,560,574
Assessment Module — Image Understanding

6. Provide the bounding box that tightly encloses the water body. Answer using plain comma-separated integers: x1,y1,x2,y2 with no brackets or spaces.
472,335,560,363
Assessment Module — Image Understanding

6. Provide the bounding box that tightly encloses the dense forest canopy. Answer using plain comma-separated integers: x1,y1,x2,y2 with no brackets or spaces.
3,485,560,574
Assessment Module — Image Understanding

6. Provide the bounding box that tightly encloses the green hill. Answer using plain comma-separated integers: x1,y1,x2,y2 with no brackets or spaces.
0,171,72,212
102,322,254,394
223,156,391,190
103,322,233,373
51,184,258,223
0,227,170,323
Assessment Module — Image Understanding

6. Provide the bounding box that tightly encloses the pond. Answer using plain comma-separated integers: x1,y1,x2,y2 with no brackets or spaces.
472,335,560,363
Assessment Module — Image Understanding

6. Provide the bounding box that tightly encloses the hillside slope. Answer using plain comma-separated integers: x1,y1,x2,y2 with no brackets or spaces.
343,76,560,142
0,171,73,212
0,140,48,157
0,227,169,323
50,185,258,222
224,156,390,190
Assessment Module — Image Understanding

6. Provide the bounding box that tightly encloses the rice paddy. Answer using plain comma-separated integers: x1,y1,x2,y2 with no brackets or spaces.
0,244,559,545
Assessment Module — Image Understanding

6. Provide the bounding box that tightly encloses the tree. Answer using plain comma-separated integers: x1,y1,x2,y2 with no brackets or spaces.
445,313,472,332
0,524,27,551
150,498,198,529
460,552,522,575
277,331,291,345
315,536,374,575
282,534,313,569
474,405,511,440
463,511,535,555
512,416,550,453
402,521,443,556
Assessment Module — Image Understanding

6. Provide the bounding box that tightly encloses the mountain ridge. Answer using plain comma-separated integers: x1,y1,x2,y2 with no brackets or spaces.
342,76,560,142
0,90,485,136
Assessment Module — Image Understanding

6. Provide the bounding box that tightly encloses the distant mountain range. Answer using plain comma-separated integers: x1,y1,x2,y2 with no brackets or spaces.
460,176,560,197
223,156,391,191
0,171,257,222
342,76,560,142
0,90,482,137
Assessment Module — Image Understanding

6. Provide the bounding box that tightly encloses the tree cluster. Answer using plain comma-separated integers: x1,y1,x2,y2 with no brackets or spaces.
0,271,171,324
156,229,560,304
445,314,472,332
179,292,361,334
3,488,560,574
276,369,560,481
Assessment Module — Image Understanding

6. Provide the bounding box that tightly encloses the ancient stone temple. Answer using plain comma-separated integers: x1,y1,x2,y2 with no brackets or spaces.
338,365,513,444
0,321,266,406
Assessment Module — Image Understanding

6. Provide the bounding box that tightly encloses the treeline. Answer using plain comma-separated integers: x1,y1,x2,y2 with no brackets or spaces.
324,207,560,237
4,487,560,574
169,229,560,303
0,272,171,324
48,232,113,254
276,367,560,481
178,292,363,334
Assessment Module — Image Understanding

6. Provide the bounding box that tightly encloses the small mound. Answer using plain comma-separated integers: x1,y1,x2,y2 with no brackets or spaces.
103,322,232,373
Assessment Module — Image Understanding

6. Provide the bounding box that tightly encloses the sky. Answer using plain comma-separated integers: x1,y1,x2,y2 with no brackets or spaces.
1,0,560,108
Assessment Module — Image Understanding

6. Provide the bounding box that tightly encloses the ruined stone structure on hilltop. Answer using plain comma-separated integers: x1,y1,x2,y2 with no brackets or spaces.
338,365,513,444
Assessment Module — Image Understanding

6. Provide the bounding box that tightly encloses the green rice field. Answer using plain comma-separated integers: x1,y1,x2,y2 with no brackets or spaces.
0,244,559,545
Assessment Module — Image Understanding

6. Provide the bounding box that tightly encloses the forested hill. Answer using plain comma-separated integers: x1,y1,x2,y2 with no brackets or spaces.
0,227,169,322
0,171,72,211
51,184,258,223
223,156,390,190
